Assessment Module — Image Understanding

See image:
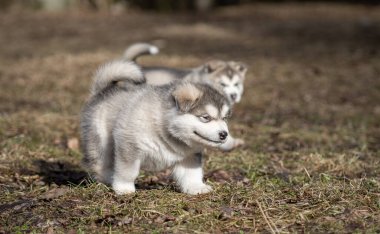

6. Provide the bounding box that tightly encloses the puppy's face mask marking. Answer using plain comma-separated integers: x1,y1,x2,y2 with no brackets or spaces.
169,84,230,147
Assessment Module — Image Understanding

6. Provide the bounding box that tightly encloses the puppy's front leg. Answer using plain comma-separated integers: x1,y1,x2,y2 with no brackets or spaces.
173,153,212,195
112,148,140,195
219,135,245,152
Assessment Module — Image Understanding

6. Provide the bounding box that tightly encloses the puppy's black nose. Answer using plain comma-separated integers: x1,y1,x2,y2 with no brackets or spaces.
230,93,237,101
219,131,228,140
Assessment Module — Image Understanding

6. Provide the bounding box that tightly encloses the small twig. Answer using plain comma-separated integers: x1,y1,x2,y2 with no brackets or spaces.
256,200,276,234
266,208,280,233
141,209,165,216
303,167,311,180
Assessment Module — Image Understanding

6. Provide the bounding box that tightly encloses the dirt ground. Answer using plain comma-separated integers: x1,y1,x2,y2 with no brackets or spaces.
0,3,379,233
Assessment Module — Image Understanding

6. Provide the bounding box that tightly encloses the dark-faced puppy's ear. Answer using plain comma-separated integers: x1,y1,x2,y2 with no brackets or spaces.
230,61,248,76
172,83,203,112
203,60,226,74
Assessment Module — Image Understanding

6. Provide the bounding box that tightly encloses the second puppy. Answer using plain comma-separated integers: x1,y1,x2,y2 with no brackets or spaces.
124,43,248,105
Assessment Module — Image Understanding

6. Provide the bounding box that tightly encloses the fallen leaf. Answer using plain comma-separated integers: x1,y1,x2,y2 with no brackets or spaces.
219,206,234,220
208,169,231,183
46,227,54,234
154,216,164,224
41,187,69,200
118,216,132,226
67,137,79,150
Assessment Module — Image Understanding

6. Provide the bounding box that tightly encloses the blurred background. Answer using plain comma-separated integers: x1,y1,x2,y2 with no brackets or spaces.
1,0,380,232
1,0,380,12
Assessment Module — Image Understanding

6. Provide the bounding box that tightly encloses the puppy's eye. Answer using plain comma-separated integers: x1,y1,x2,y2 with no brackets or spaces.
220,83,227,87
234,83,239,87
222,117,228,122
199,115,212,123
238,65,246,72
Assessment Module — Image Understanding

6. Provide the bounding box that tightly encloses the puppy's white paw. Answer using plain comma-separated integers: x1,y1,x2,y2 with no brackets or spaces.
182,183,213,195
112,181,136,195
234,138,245,148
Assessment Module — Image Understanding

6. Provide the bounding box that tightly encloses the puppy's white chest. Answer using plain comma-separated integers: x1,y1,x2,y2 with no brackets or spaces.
139,138,182,171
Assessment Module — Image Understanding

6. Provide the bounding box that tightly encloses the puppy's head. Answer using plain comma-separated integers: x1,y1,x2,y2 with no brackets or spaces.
168,82,231,148
202,60,247,104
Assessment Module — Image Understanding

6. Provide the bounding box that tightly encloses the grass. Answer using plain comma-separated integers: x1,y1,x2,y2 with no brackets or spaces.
1,3,380,233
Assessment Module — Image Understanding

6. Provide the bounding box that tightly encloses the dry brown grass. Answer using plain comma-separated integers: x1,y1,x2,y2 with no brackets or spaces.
1,3,380,233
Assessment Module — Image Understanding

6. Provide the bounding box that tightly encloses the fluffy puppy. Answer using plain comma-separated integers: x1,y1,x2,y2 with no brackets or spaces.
81,60,232,195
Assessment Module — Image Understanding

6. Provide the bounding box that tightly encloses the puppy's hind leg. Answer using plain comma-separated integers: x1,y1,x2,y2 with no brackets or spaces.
173,153,212,195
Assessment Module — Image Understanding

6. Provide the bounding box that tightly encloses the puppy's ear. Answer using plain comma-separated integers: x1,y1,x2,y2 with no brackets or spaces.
230,61,247,76
203,60,226,74
172,83,203,112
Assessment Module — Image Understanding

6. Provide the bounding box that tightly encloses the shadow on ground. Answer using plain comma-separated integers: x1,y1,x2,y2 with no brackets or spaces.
32,160,177,190
32,160,88,186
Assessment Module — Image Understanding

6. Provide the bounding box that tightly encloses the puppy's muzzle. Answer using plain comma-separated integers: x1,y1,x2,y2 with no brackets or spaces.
230,93,237,101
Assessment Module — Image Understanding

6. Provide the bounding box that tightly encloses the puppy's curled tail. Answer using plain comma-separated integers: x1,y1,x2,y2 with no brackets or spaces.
123,43,159,61
91,60,145,96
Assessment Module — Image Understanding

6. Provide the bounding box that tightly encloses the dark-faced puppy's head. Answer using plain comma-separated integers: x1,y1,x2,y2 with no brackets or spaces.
169,82,231,148
202,60,248,104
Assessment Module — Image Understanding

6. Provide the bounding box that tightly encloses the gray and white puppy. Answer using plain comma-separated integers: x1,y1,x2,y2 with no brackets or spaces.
123,43,246,151
81,60,232,195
